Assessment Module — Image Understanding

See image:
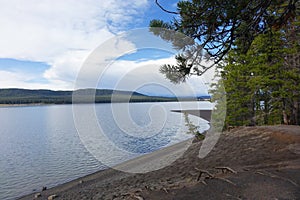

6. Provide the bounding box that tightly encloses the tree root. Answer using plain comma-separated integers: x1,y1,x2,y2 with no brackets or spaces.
215,166,237,174
162,187,168,194
195,167,214,181
255,170,298,186
195,167,236,186
216,177,236,186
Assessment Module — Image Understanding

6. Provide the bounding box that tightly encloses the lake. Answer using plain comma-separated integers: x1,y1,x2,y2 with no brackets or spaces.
0,102,211,200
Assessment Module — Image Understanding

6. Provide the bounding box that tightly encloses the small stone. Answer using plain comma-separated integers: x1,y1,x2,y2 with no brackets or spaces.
79,180,83,184
34,193,41,198
42,186,47,191
48,194,58,200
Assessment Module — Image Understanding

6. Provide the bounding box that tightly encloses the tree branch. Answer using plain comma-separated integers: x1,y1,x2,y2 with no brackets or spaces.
155,0,179,15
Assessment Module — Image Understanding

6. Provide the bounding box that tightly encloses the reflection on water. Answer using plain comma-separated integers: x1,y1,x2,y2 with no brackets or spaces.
0,105,101,200
0,102,211,200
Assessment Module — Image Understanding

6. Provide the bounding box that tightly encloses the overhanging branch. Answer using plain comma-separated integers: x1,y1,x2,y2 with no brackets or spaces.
155,0,179,15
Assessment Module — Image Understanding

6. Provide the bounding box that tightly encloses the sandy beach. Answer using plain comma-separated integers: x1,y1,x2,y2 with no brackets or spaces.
18,123,300,200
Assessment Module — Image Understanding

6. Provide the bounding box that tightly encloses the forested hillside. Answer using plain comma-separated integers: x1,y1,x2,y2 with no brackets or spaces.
0,88,181,104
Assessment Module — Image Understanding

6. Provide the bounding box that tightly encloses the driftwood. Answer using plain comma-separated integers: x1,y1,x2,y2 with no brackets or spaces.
215,166,237,174
201,180,207,185
216,177,236,186
122,188,144,199
195,168,214,181
133,195,144,200
225,193,242,200
194,167,237,186
162,187,168,194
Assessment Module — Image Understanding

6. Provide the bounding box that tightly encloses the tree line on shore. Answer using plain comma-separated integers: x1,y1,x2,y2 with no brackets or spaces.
151,0,300,127
213,28,300,127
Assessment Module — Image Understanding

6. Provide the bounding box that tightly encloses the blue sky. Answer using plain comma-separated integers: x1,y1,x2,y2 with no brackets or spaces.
0,0,214,96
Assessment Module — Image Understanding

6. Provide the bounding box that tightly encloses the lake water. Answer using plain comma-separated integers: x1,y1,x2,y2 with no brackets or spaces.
0,102,211,200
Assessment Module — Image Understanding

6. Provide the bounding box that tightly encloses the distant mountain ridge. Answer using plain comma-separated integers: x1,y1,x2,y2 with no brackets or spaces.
0,88,143,97
0,88,180,104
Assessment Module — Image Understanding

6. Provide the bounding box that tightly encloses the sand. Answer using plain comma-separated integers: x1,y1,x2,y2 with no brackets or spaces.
19,124,300,200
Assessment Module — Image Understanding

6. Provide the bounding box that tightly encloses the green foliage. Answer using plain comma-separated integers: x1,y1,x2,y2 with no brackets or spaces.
184,112,205,140
159,55,193,84
152,0,300,127
214,29,300,127
151,0,300,78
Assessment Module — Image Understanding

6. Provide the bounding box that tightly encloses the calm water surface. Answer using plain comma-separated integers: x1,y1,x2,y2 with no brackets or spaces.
0,102,211,200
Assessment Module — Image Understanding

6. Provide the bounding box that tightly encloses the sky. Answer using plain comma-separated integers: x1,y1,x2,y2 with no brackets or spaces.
0,0,215,97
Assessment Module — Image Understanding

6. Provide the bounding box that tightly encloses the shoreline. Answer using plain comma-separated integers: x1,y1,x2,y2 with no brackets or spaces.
0,101,204,108
18,138,194,200
0,103,46,107
16,110,300,200
19,125,300,199
18,109,207,199
113,138,193,173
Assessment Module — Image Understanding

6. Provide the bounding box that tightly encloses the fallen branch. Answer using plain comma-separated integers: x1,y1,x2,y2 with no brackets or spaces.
133,195,144,200
216,177,236,186
195,168,214,181
162,187,168,194
201,180,207,185
215,166,237,174
255,170,298,186
225,193,242,200
255,171,266,176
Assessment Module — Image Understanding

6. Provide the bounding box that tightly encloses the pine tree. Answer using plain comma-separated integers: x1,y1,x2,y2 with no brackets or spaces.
151,0,300,127
217,30,300,126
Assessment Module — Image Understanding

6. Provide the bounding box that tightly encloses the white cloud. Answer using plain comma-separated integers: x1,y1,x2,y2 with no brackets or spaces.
0,0,149,89
96,57,214,96
0,70,49,89
66,28,215,96
0,0,216,95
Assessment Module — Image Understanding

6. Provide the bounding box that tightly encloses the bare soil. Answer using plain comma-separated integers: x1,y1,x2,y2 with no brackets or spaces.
20,125,300,200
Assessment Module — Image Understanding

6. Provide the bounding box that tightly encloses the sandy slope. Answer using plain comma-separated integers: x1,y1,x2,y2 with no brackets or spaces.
19,125,300,200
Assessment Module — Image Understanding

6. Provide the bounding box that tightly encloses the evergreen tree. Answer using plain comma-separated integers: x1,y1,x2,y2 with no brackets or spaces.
151,0,300,127
151,0,299,74
219,30,300,126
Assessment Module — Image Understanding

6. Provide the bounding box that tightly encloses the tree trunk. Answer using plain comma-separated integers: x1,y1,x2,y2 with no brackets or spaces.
282,98,289,125
282,110,289,125
294,99,299,125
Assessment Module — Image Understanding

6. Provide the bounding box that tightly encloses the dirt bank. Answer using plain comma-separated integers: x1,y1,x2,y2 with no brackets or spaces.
20,125,300,200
